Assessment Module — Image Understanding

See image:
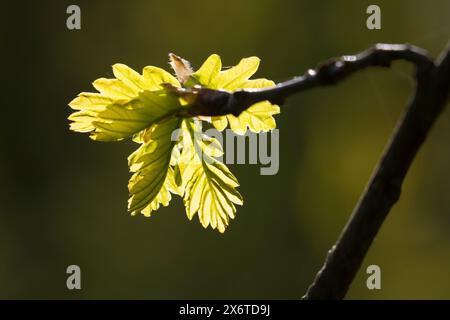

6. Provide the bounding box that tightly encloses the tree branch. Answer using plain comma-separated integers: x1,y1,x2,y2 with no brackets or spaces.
172,44,434,117
170,43,450,299
302,42,450,299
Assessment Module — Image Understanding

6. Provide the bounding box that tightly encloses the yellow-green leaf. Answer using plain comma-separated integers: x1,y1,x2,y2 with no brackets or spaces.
222,101,280,135
191,55,279,134
128,117,181,216
69,64,183,141
188,54,222,87
212,56,260,91
178,120,243,233
69,53,279,233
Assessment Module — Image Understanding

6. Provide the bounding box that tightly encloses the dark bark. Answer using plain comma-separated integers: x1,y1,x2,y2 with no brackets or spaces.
303,43,450,300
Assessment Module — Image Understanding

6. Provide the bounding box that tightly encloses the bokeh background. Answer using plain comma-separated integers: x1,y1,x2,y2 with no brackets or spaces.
1,0,450,299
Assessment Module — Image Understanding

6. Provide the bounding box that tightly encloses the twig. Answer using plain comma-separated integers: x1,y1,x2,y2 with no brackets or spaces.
172,44,434,117
172,43,450,299
303,42,450,299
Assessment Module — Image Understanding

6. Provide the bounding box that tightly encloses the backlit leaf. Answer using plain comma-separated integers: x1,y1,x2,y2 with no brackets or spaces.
69,53,279,233
69,64,183,141
128,117,181,216
190,54,279,134
178,120,243,233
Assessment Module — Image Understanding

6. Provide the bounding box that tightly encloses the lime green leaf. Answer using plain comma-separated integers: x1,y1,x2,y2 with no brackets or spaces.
239,78,276,89
69,64,183,141
128,117,181,216
69,90,182,141
212,56,260,91
69,53,279,233
191,55,279,134
142,66,180,89
211,116,228,132
221,101,280,135
188,54,222,87
178,120,243,233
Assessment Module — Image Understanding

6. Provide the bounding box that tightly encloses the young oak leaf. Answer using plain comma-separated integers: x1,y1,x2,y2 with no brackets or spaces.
69,52,276,232
177,119,243,233
128,117,181,216
69,64,183,141
188,54,280,135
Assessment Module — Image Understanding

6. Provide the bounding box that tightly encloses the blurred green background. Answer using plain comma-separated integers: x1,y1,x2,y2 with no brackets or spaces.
1,0,449,299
